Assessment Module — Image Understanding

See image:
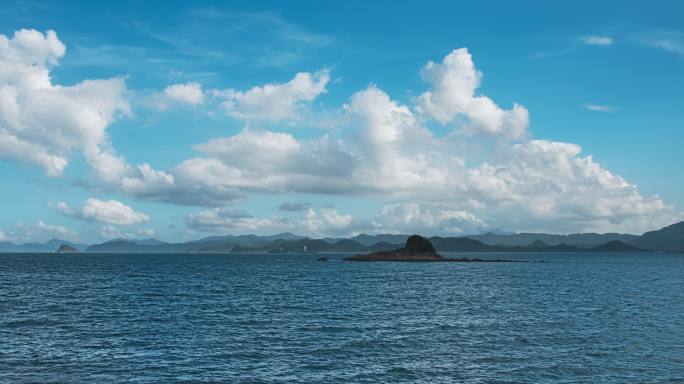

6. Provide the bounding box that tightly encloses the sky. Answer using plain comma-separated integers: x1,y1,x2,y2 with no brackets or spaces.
1,0,683,243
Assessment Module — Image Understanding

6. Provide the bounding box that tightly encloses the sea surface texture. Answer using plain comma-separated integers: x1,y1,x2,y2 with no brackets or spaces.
1,252,683,383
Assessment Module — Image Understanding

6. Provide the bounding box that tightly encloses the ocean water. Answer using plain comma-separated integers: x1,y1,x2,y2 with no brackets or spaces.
1,252,683,383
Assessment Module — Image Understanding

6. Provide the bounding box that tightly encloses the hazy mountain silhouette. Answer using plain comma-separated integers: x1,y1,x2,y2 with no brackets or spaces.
4,221,684,254
467,232,639,247
0,239,87,253
631,222,684,253
588,240,646,252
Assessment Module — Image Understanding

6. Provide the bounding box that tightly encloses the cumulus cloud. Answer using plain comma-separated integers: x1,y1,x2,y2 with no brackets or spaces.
0,29,130,176
416,48,529,139
176,81,676,234
217,69,329,121
152,82,205,110
465,140,678,233
53,198,149,225
580,35,614,46
1,30,676,235
379,203,486,235
118,78,675,234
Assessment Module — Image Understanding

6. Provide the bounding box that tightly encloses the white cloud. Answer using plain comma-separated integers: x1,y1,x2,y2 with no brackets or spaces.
1,30,676,235
29,221,76,242
186,206,364,237
54,198,149,225
0,29,130,176
416,48,529,139
585,104,616,112
182,83,676,234
580,35,614,46
465,140,677,233
164,82,204,104
153,82,204,110
186,203,487,237
379,203,485,235
116,79,676,234
217,69,329,121
0,221,77,243
36,220,74,237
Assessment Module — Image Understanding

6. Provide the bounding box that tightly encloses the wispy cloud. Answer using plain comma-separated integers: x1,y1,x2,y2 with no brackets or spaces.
138,8,332,70
580,35,614,46
64,8,333,83
636,30,684,57
585,104,616,112
528,34,613,61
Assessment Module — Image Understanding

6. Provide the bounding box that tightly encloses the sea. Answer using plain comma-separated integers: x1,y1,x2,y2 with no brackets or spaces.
1,252,683,383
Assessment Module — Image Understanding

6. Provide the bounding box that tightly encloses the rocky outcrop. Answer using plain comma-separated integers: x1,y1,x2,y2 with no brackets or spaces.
345,235,519,262
344,236,419,261
56,244,79,253
345,235,444,261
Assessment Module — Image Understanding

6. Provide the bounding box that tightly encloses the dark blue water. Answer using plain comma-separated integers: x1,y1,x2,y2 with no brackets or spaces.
1,252,683,383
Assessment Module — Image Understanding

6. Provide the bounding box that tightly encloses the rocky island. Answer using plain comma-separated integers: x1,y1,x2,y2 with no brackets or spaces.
344,235,517,262
55,244,79,253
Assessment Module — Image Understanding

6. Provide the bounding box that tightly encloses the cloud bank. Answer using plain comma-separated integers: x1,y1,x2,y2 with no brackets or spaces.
54,198,149,225
1,29,679,237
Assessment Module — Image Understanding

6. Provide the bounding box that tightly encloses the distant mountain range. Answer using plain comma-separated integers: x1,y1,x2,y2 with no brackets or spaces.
2,222,684,254
0,239,88,253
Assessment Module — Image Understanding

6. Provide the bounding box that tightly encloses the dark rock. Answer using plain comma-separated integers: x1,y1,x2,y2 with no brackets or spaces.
345,235,520,262
56,244,79,253
405,234,437,255
345,235,443,261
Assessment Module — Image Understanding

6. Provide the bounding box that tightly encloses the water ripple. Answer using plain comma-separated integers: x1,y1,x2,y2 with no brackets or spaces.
1,252,683,383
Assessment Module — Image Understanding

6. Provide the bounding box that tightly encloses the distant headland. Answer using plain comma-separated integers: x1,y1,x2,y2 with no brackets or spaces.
0,221,682,255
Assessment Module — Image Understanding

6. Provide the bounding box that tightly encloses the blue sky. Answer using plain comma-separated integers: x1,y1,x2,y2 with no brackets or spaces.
1,0,683,243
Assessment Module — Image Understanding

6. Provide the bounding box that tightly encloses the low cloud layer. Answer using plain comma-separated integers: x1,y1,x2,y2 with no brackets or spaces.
54,198,149,225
